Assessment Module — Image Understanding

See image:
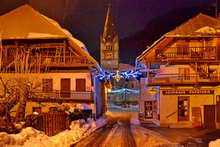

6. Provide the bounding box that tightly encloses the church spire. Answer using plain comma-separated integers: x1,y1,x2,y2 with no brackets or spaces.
103,3,117,42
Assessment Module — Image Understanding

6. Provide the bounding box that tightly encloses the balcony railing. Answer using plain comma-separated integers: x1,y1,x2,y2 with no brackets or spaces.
143,46,217,63
29,90,93,102
148,74,220,85
40,56,89,66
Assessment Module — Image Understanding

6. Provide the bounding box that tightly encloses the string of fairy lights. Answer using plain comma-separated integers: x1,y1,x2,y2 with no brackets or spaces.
95,69,143,82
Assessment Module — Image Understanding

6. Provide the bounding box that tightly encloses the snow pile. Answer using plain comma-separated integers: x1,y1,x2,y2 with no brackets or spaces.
0,127,49,147
0,117,107,147
209,139,220,147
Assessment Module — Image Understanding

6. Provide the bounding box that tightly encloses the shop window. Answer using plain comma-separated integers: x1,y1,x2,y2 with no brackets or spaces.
144,101,153,119
178,96,189,121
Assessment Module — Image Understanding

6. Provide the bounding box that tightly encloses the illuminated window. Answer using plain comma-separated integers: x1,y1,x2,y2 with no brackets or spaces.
178,96,189,121
106,45,112,51
104,52,113,60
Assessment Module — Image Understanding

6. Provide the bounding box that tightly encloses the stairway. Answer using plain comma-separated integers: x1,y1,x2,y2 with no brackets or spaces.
190,63,209,79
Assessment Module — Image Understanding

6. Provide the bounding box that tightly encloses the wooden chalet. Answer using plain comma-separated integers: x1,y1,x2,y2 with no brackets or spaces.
137,13,220,128
0,5,100,116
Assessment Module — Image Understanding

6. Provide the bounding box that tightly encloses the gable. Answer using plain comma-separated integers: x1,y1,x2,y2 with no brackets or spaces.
0,5,66,40
0,5,100,70
166,13,220,37
137,14,220,63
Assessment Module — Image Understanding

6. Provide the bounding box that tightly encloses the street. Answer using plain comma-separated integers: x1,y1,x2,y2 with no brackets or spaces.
72,113,170,147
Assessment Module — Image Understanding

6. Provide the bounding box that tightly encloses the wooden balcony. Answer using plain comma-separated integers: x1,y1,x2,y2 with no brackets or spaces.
144,46,217,63
3,55,91,69
40,56,90,67
29,90,93,103
148,74,220,86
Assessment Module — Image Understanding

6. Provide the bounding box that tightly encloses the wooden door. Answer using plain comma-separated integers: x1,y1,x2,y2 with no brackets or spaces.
61,78,70,97
76,79,86,91
204,105,215,128
216,102,220,122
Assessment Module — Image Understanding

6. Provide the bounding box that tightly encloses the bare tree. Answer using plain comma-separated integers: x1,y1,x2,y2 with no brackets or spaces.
0,76,41,124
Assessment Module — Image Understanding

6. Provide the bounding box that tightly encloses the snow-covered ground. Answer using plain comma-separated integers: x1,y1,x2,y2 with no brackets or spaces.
0,117,107,147
209,139,220,147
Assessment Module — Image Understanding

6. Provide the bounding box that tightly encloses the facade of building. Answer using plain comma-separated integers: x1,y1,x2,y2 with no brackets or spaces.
100,5,119,71
137,13,220,128
0,5,101,117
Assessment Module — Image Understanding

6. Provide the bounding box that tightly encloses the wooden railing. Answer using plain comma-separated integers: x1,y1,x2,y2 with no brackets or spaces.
40,56,89,65
148,74,220,85
29,90,93,102
162,46,216,59
143,46,217,62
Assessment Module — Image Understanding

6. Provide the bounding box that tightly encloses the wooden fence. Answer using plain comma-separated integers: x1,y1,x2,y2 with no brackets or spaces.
39,112,69,136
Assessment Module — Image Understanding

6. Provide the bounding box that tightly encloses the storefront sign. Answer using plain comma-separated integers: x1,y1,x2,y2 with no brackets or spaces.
162,89,214,95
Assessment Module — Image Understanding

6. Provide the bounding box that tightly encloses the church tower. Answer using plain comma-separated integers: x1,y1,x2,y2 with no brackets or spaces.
100,4,119,71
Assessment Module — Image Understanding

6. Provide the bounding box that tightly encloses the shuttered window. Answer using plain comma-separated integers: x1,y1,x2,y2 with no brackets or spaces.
76,79,86,91
42,79,53,92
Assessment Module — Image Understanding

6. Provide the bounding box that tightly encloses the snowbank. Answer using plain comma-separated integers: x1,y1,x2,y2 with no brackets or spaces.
209,139,220,147
0,117,107,147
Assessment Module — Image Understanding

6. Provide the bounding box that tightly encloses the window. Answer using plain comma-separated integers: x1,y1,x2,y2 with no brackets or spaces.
106,45,113,51
76,79,86,91
144,101,153,119
42,79,53,92
178,96,189,121
104,51,113,60
61,78,71,98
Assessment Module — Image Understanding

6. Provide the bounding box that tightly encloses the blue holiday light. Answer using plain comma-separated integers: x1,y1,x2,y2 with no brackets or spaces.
95,70,143,81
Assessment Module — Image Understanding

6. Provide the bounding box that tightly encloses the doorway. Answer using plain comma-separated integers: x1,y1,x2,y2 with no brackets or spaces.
204,105,215,128
178,96,190,121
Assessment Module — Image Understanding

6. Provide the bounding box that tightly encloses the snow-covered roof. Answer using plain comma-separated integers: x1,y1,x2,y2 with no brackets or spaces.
0,4,100,70
166,13,220,37
137,13,220,61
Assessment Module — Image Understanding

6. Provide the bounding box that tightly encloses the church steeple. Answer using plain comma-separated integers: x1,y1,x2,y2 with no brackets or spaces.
100,3,119,71
103,4,117,42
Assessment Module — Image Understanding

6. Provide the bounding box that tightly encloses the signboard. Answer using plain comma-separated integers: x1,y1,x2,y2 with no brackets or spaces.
162,89,214,95
148,87,158,97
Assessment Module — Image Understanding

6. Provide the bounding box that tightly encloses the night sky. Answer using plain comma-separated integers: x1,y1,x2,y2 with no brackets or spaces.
0,0,216,64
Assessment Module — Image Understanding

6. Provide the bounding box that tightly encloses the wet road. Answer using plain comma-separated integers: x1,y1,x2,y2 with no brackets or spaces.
72,113,137,147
